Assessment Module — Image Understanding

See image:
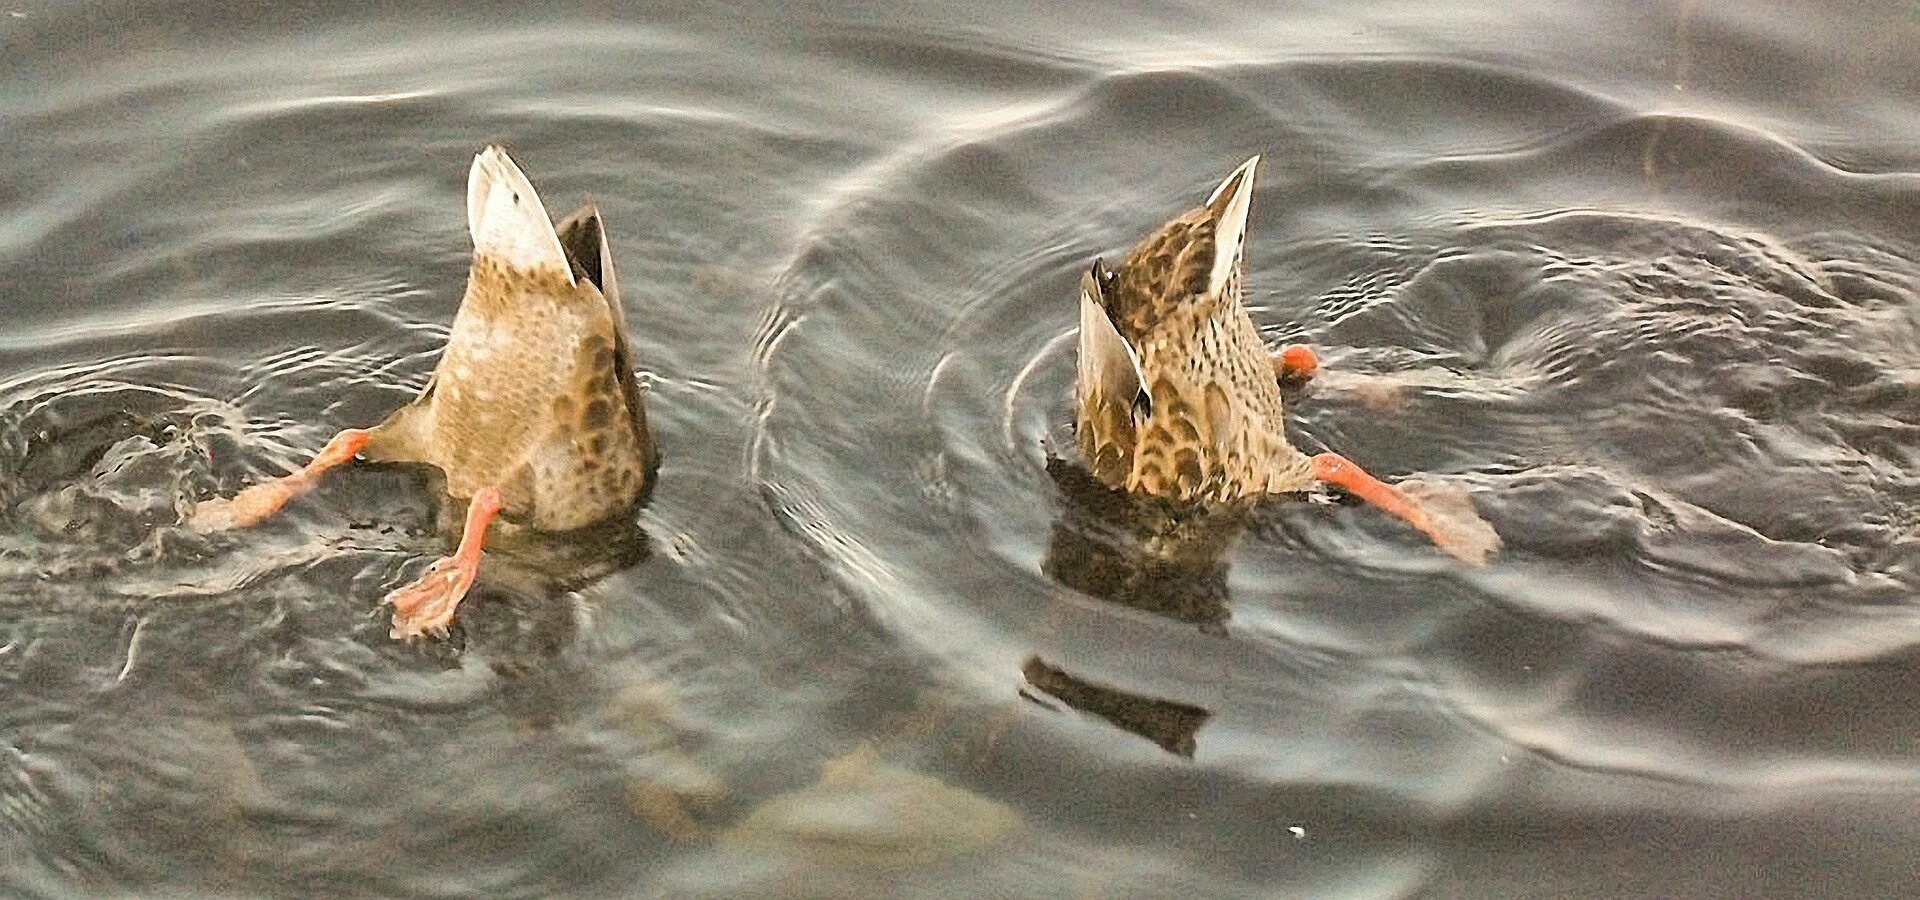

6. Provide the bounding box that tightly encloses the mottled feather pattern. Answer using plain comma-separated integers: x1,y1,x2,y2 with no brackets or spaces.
555,204,652,455
367,258,652,530
363,149,655,532
1074,157,1314,506
1113,212,1219,337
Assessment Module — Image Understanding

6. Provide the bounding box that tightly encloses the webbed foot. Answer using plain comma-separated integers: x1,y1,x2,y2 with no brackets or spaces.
383,486,503,640
1310,453,1499,565
386,554,479,639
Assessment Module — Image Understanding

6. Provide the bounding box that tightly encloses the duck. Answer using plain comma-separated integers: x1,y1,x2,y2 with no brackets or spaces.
188,146,657,637
1074,156,1497,564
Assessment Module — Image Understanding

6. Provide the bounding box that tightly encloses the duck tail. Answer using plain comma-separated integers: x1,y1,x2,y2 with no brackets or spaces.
465,145,574,283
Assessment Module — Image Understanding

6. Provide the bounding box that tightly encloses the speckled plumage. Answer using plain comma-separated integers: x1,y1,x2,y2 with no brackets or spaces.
1076,156,1313,505
362,148,655,531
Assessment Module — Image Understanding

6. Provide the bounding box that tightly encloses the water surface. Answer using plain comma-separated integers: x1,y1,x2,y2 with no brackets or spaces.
5,0,1920,895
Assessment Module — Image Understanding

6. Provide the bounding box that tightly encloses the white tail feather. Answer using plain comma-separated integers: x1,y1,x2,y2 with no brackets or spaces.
1206,155,1259,297
466,146,573,283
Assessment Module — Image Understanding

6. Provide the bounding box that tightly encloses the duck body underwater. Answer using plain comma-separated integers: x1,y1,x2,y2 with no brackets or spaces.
1073,156,1499,564
190,146,656,638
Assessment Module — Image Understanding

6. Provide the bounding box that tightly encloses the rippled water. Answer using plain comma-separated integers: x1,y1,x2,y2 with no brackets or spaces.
6,0,1920,895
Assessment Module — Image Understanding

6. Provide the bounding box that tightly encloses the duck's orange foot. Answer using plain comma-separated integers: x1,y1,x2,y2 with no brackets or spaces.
186,481,299,533
1273,345,1319,383
1396,479,1501,566
1310,453,1500,565
385,555,479,639
385,486,504,640
185,428,371,533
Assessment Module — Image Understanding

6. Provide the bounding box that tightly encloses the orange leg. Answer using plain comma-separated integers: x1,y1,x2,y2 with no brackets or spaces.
1272,345,1319,381
1311,453,1502,565
1310,452,1437,538
385,486,504,640
187,429,370,532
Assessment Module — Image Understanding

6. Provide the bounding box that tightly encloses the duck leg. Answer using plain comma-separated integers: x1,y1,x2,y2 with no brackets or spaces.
1271,345,1319,382
385,486,504,639
187,429,371,532
1309,453,1498,565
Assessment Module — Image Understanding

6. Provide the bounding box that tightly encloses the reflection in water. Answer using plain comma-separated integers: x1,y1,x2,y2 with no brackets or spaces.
1040,456,1245,630
1020,657,1210,758
418,506,651,674
402,460,655,599
1030,457,1246,756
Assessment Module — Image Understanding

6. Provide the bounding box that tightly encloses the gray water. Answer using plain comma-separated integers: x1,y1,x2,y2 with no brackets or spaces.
5,0,1920,896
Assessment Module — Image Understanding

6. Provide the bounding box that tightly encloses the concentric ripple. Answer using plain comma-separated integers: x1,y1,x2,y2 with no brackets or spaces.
10,0,1920,894
754,56,1920,892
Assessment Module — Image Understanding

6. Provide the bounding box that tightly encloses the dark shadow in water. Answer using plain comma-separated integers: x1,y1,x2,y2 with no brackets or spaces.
1018,657,1210,758
395,460,657,595
1028,457,1251,756
1038,456,1245,631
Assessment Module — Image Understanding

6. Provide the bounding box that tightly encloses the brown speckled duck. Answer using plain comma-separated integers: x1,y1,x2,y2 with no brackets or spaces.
1075,156,1497,563
190,146,657,636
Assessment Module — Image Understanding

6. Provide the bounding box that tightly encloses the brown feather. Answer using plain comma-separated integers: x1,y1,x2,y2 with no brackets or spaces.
363,153,655,531
1073,156,1313,505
